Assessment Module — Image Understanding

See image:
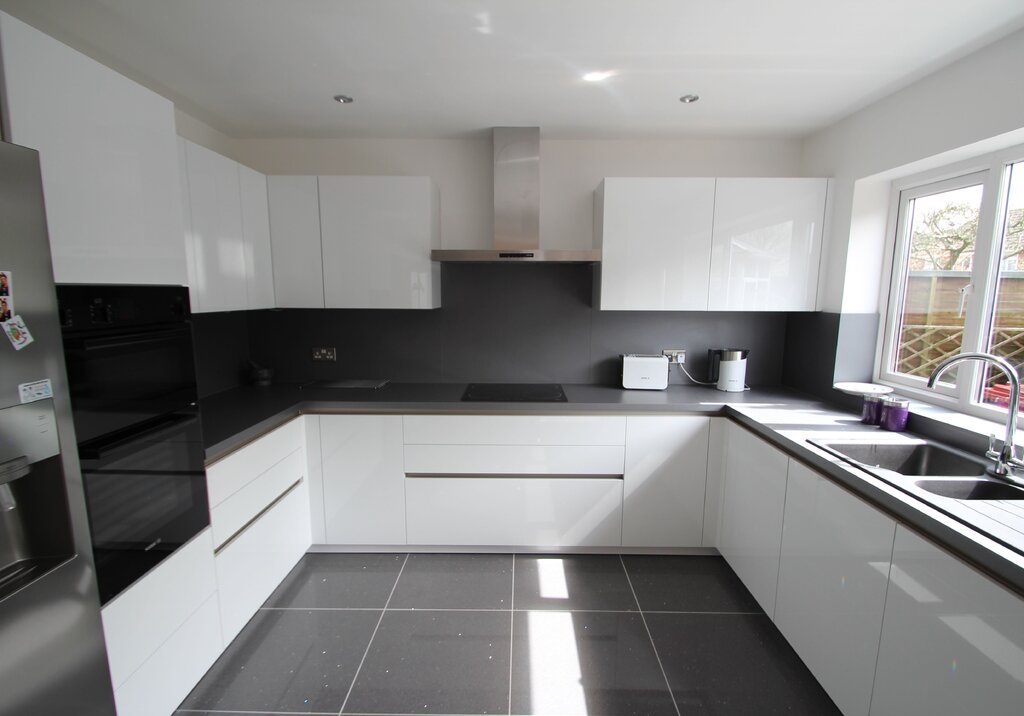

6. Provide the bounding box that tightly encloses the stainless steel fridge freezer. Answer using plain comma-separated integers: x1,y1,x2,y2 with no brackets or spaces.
0,140,117,715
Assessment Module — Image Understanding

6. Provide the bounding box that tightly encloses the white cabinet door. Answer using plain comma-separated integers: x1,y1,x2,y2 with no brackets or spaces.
183,140,248,313
318,176,441,309
596,178,715,310
239,164,275,309
869,526,1024,716
717,422,789,618
321,415,406,545
0,13,186,285
216,480,311,645
268,175,324,307
622,416,709,547
775,461,896,716
709,178,827,311
406,477,623,547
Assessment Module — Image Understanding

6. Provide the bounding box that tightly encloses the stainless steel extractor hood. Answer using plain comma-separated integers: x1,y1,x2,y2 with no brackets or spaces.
431,127,601,263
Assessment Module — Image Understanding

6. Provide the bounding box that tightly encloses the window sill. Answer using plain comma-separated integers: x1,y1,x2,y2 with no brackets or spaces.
904,396,1019,455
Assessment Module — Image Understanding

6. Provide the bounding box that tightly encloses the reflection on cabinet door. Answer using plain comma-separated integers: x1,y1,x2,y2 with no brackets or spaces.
709,178,826,311
239,164,275,309
869,525,1024,716
775,461,895,716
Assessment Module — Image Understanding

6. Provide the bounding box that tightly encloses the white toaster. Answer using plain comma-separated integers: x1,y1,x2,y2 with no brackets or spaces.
622,354,669,390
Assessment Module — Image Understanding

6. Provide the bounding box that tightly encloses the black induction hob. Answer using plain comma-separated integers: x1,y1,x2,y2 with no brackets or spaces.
461,383,568,402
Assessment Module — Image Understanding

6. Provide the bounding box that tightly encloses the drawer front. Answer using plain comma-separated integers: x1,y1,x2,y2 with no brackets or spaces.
111,594,222,716
216,480,311,645
403,415,626,446
207,417,304,507
211,448,305,549
404,444,626,476
101,528,216,690
406,477,623,546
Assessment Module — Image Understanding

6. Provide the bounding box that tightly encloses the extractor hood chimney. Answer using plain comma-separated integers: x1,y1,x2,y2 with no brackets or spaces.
431,127,601,263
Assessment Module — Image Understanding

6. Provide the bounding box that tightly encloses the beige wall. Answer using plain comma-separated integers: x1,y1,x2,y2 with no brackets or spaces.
221,135,801,251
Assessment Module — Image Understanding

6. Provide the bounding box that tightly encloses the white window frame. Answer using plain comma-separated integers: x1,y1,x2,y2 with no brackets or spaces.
876,143,1023,424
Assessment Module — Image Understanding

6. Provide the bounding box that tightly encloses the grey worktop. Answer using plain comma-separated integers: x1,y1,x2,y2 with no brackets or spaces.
198,382,1024,597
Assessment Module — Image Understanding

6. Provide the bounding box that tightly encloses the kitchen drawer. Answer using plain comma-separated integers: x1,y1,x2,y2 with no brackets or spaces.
406,477,623,546
403,415,626,446
207,417,304,507
210,449,305,549
404,444,626,476
111,594,222,716
101,528,216,690
216,480,311,645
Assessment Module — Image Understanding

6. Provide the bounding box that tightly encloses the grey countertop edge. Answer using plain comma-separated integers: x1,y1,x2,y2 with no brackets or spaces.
198,384,1024,598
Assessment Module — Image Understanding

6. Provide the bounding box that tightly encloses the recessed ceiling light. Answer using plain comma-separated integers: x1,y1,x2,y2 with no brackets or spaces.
582,71,615,82
679,94,700,104
333,94,354,104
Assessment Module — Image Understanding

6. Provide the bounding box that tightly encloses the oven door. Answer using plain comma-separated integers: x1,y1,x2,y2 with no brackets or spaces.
79,408,209,605
62,323,199,444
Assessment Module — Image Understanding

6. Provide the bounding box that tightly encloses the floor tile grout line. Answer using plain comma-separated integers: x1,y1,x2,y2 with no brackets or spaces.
507,553,515,716
262,606,762,615
337,553,410,716
619,555,681,716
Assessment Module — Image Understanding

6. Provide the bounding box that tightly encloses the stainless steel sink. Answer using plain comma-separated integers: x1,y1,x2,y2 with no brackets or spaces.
810,440,989,477
914,479,1024,500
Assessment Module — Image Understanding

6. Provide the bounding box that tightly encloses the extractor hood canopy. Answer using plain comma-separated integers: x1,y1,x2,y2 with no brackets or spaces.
431,127,601,263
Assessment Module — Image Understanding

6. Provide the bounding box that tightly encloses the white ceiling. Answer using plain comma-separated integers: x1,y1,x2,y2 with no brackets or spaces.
2,0,1023,139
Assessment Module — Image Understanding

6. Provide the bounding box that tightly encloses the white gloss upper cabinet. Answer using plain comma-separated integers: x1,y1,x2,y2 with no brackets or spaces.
717,422,790,618
268,176,325,308
0,13,187,285
596,178,715,310
182,140,247,313
622,416,709,547
318,176,441,309
238,164,275,310
869,526,1024,716
708,178,827,311
775,460,896,716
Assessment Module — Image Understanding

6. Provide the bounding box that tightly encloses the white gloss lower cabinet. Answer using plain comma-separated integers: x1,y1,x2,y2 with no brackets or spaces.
869,526,1024,716
215,481,311,645
596,178,716,310
774,461,896,716
708,178,827,311
321,415,406,545
717,422,789,618
406,477,623,547
622,416,709,547
318,176,440,309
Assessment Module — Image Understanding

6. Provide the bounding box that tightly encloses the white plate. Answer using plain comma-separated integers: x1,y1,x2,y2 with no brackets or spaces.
833,382,894,397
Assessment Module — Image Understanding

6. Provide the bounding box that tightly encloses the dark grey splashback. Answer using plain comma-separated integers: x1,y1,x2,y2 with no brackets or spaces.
240,264,790,387
191,310,251,398
783,310,880,409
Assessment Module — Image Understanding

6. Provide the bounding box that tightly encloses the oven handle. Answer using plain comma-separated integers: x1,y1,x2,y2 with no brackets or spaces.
68,326,191,352
79,412,198,461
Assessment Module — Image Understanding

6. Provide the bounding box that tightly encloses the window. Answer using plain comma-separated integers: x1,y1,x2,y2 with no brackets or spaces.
880,147,1024,421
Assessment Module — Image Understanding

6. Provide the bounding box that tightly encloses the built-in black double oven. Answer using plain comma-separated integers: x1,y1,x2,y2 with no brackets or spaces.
57,285,208,605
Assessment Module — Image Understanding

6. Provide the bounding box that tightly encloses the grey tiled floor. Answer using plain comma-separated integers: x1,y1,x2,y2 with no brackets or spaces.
177,554,840,715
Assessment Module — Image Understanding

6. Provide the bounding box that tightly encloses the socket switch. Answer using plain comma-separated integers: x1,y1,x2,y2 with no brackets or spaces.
312,346,337,362
663,349,686,364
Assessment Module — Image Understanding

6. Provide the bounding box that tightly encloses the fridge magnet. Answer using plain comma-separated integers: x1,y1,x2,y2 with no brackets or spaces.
0,270,10,296
0,295,12,322
2,314,33,350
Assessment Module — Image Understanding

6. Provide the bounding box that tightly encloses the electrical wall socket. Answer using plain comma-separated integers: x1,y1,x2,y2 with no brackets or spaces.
663,349,686,364
311,346,337,362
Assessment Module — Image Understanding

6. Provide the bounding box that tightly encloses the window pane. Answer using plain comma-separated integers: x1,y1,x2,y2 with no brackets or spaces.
892,184,984,384
980,162,1024,409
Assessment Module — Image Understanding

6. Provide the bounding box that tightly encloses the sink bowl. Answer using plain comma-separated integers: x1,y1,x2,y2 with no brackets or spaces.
915,479,1024,500
811,440,988,477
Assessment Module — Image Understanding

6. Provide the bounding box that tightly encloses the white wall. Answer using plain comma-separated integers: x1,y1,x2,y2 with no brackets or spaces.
801,27,1024,313
230,136,801,251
